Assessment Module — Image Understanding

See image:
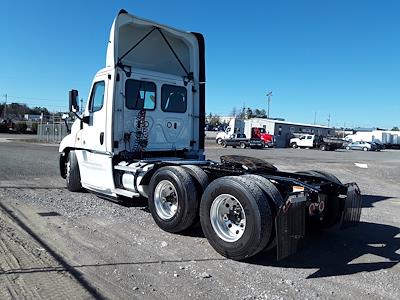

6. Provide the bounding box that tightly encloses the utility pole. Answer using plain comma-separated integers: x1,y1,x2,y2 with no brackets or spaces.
80,98,83,113
266,91,272,119
3,94,7,120
327,114,331,127
314,112,317,125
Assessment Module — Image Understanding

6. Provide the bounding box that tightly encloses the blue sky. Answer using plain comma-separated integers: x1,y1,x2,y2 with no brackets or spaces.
0,0,399,128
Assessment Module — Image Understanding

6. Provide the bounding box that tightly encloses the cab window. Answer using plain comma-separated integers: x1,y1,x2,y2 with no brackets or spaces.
126,79,156,110
161,85,187,113
89,81,105,113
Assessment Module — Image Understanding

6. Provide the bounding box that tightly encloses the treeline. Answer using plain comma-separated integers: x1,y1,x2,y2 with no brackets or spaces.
0,103,50,121
207,106,268,126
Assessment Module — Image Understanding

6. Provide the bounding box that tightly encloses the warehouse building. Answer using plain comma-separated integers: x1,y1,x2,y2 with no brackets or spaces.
246,118,332,148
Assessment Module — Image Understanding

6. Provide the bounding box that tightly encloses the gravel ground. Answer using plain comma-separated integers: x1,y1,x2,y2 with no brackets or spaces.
0,140,399,299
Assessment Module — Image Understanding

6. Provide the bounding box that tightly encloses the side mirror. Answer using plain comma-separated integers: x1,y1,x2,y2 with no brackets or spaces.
69,89,79,112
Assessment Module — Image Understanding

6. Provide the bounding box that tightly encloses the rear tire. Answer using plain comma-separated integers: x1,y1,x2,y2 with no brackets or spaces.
242,174,283,251
148,166,199,233
66,151,82,192
363,147,368,151
346,146,351,150
221,141,227,148
239,142,246,149
200,176,272,260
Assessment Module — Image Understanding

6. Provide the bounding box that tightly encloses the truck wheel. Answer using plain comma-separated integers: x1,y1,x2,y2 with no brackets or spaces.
181,165,209,194
221,141,227,148
291,142,297,149
148,166,198,233
363,147,368,151
66,151,82,192
320,144,326,151
217,138,222,145
239,142,246,149
346,146,351,150
242,174,283,251
200,176,272,260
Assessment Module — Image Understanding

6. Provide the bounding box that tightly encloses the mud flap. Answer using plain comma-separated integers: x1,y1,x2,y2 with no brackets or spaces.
276,193,306,260
340,182,362,229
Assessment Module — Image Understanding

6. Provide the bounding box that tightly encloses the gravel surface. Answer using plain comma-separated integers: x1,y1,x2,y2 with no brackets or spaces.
0,141,399,299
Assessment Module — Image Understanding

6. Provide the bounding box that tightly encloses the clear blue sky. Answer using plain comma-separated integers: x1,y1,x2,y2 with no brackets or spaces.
0,0,399,128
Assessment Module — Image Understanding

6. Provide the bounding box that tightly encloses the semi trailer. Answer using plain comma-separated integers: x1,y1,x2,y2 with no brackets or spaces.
59,10,362,261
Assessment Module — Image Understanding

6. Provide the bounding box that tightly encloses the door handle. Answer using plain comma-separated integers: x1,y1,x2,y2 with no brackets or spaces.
100,132,104,145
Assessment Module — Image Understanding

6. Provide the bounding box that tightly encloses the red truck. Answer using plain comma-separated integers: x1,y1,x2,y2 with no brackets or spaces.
250,127,275,147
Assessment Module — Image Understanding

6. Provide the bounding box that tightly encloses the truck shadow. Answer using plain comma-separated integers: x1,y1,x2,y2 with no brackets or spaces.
247,221,400,278
362,194,392,208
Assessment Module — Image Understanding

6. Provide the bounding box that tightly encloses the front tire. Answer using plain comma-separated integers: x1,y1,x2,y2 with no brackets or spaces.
239,142,246,149
363,147,368,151
148,166,199,233
291,142,297,149
66,151,82,192
216,138,222,145
200,176,272,260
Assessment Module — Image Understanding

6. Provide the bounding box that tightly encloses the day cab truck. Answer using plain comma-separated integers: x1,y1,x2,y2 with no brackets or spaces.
59,10,362,261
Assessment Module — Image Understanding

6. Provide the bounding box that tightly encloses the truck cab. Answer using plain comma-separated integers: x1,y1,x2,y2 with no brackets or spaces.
58,10,361,262
60,10,205,196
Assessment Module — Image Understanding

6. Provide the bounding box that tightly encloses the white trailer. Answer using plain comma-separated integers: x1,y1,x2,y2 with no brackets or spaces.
59,10,362,261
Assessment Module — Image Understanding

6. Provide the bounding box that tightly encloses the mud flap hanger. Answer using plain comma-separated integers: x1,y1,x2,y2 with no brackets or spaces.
116,26,193,85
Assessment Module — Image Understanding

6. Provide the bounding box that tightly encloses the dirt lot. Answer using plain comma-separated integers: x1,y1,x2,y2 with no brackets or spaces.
0,139,399,299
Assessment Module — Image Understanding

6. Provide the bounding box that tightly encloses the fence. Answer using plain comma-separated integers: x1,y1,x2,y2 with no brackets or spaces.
37,122,73,143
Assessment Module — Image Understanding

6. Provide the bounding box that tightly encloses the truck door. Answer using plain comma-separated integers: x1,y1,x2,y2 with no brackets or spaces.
76,73,115,192
158,83,192,149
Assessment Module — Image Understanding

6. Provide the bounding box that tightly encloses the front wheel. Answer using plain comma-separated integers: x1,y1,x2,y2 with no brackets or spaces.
221,141,227,148
66,151,82,192
363,147,368,151
291,142,297,149
239,142,246,149
216,138,222,145
346,146,351,150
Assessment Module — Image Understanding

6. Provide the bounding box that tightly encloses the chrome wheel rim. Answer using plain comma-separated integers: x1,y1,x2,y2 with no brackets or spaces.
210,194,246,242
154,180,178,220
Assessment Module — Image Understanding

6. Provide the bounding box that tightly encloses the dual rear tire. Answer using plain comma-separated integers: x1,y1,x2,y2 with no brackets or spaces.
148,167,281,260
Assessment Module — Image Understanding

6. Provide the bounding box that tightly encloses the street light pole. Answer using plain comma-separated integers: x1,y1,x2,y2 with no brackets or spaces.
266,91,272,118
3,94,7,120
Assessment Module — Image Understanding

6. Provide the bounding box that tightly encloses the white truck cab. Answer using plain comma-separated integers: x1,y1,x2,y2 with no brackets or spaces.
60,10,205,197
58,10,361,262
215,118,244,144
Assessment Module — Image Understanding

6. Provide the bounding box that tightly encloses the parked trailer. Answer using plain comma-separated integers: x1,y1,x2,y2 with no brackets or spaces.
59,10,362,261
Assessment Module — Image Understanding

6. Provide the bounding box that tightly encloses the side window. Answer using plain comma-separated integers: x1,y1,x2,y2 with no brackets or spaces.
161,85,187,113
89,81,105,113
125,79,156,110
307,136,312,139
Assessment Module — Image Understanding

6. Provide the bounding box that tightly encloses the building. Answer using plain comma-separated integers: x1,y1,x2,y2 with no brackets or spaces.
24,114,42,121
245,118,332,148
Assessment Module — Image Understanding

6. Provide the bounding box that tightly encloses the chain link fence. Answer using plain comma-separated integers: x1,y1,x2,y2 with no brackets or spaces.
37,122,73,143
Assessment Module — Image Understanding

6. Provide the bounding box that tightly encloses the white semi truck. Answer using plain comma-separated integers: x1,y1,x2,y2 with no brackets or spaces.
59,10,362,261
